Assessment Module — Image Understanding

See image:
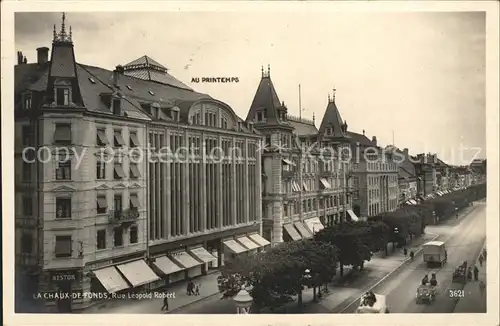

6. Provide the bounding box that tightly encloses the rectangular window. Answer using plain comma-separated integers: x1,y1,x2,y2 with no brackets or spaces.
56,88,70,106
55,235,72,258
96,129,108,146
22,126,32,146
112,99,121,115
129,132,139,148
24,93,32,110
21,233,33,254
56,158,71,180
56,198,71,219
97,196,107,214
53,123,72,144
129,164,141,179
113,130,125,147
23,197,33,216
130,194,140,212
113,227,123,247
114,164,125,180
114,195,122,215
96,230,106,250
22,162,31,182
129,226,138,244
96,161,106,180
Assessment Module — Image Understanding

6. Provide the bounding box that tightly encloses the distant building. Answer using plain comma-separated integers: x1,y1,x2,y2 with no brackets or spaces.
413,153,438,197
391,148,418,206
470,159,487,184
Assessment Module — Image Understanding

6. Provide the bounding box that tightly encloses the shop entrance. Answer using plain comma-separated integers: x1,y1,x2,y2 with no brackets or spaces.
56,281,72,313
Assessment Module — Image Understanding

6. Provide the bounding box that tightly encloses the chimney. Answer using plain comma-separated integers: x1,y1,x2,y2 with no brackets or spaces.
17,51,24,65
403,148,408,156
362,129,365,136
113,65,124,87
371,136,377,146
36,47,49,64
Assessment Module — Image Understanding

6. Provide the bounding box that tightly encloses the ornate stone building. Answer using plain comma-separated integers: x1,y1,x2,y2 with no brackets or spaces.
245,67,354,245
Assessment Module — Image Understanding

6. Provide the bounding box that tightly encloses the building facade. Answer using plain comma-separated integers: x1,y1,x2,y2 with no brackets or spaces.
413,153,437,198
245,67,354,245
15,18,152,312
14,14,268,313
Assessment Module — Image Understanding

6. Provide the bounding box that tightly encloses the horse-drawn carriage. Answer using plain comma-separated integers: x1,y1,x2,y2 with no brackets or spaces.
452,261,468,284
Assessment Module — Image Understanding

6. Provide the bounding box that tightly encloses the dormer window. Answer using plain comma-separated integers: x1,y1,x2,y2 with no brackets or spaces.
257,112,262,121
326,127,332,135
112,98,121,115
23,93,32,110
221,117,228,129
56,88,70,106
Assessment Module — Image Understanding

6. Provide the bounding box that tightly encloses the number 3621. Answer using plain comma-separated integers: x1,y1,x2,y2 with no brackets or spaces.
449,290,465,298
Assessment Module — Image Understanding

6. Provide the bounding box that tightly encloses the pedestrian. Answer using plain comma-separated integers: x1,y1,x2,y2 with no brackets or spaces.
478,254,484,267
403,248,408,257
410,250,414,261
161,294,169,312
187,280,194,296
483,248,487,261
479,281,486,295
467,267,473,281
195,283,200,296
473,265,479,281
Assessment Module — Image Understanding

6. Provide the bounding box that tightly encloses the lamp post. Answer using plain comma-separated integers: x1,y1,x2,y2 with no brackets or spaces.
233,286,253,314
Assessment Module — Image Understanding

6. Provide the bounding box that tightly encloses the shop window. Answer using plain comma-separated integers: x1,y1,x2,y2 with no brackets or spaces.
23,162,31,182
96,230,106,250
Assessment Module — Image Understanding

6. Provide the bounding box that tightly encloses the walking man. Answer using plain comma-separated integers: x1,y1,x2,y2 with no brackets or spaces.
479,280,486,295
473,265,479,281
161,293,169,312
478,254,484,267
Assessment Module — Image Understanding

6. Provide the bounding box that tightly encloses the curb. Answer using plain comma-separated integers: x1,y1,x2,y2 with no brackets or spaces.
339,233,440,312
166,291,221,314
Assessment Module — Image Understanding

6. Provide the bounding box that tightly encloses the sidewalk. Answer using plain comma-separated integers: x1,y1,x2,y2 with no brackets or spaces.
82,233,436,314
81,271,221,314
454,246,487,313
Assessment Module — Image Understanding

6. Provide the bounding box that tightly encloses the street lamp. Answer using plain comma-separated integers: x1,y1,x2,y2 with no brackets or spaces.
233,285,253,314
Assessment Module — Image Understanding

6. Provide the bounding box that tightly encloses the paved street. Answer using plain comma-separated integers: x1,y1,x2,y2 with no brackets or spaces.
170,205,481,314
341,201,486,313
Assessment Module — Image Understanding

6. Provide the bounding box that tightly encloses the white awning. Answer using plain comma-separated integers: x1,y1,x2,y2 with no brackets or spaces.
320,178,331,189
153,256,184,275
292,181,301,192
248,233,271,247
347,209,360,221
93,266,130,294
406,201,413,205
284,224,302,241
282,158,295,166
116,260,160,287
189,246,217,263
294,222,312,239
223,239,248,254
304,217,325,234
410,199,418,205
171,251,202,269
236,236,260,250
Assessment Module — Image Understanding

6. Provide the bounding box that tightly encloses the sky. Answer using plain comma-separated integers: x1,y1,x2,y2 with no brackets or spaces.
15,11,486,165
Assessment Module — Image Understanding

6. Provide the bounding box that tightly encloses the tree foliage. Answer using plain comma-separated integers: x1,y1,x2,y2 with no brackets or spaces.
217,239,338,309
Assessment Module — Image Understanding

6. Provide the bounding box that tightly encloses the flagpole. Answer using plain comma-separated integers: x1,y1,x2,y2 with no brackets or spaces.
299,84,302,119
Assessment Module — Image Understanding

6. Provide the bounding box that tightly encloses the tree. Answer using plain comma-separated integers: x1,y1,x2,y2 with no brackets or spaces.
314,222,371,276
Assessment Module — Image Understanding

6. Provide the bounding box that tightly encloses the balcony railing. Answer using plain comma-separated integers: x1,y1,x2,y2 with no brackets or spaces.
108,208,139,224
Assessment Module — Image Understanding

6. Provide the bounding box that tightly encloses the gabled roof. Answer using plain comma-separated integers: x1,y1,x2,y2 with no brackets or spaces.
122,55,192,90
288,116,318,136
346,131,374,147
318,99,346,138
